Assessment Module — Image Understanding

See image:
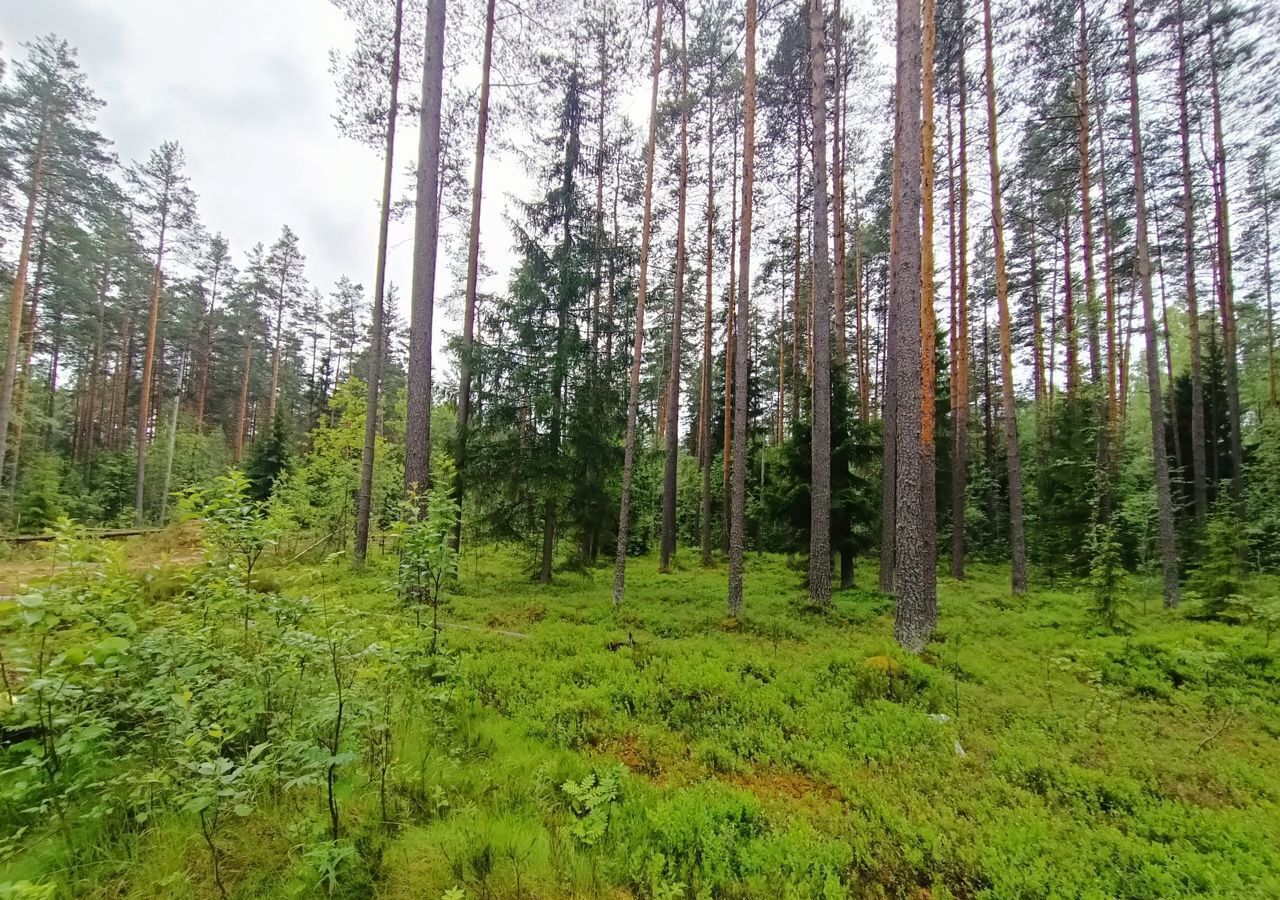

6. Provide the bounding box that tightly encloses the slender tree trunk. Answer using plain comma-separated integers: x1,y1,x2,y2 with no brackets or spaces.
727,0,757,619
1077,0,1111,513
723,102,739,556
613,0,665,604
1207,6,1244,511
193,256,223,428
791,114,803,430
158,351,187,523
1095,88,1119,448
879,112,901,595
891,0,932,650
920,0,938,592
1126,0,1180,607
807,0,834,605
355,0,404,564
451,0,495,554
660,4,691,573
832,0,848,368
947,65,962,583
983,0,1027,595
0,116,47,493
134,209,170,525
235,331,252,462
404,0,447,497
701,89,715,567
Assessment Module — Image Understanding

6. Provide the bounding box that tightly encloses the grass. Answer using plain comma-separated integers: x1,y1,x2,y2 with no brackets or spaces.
2,538,1279,898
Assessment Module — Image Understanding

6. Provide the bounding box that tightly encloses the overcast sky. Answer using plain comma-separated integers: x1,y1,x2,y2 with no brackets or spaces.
0,0,526,368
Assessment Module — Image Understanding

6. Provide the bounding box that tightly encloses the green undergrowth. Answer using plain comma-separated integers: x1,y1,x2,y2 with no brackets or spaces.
1,533,1278,899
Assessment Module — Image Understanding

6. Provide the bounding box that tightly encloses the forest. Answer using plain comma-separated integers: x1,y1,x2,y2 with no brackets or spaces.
0,0,1278,895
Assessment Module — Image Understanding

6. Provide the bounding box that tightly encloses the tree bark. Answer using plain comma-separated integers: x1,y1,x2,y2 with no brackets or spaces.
1207,4,1244,511
451,0,496,554
1,115,47,493
403,0,447,497
920,0,938,593
613,0,665,603
660,4,691,573
807,0,834,606
355,0,404,564
727,0,757,619
700,87,716,567
983,0,1027,595
891,0,932,650
1125,0,1181,607
722,100,739,556
134,201,170,525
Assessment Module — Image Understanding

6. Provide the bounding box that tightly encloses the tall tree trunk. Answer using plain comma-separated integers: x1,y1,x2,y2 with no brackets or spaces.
355,0,404,564
1126,0,1181,607
983,0,1027,595
879,118,901,594
950,41,971,580
0,115,47,493
722,101,739,556
613,0,665,604
404,0,447,497
832,0,848,368
701,88,716,567
1077,0,1111,513
727,0,757,619
1207,5,1244,511
807,0,834,606
920,0,938,592
235,329,253,462
660,4,691,573
891,0,933,650
8,203,52,492
791,113,803,430
193,255,224,428
158,351,187,524
452,0,496,552
1095,87,1119,447
134,207,170,525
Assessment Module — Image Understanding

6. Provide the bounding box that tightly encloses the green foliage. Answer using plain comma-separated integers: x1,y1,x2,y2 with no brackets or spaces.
1087,519,1131,633
1187,504,1248,618
244,408,291,504
393,453,459,634
271,378,403,552
180,470,276,577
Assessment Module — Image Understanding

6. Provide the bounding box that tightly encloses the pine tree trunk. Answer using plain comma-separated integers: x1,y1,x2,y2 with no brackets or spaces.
193,255,223,428
722,102,739,556
700,90,716,567
879,113,900,595
727,0,757,620
1077,0,1111,514
920,0,938,594
948,65,969,581
660,4,691,573
891,0,933,650
404,0,447,497
613,0,665,604
355,0,404,565
832,0,848,368
983,0,1028,595
1125,0,1180,607
1095,90,1119,447
452,0,495,553
0,115,47,493
1207,6,1244,511
134,209,170,525
235,332,252,462
807,0,834,606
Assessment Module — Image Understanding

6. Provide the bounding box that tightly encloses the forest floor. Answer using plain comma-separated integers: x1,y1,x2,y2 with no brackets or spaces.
1,535,1279,898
